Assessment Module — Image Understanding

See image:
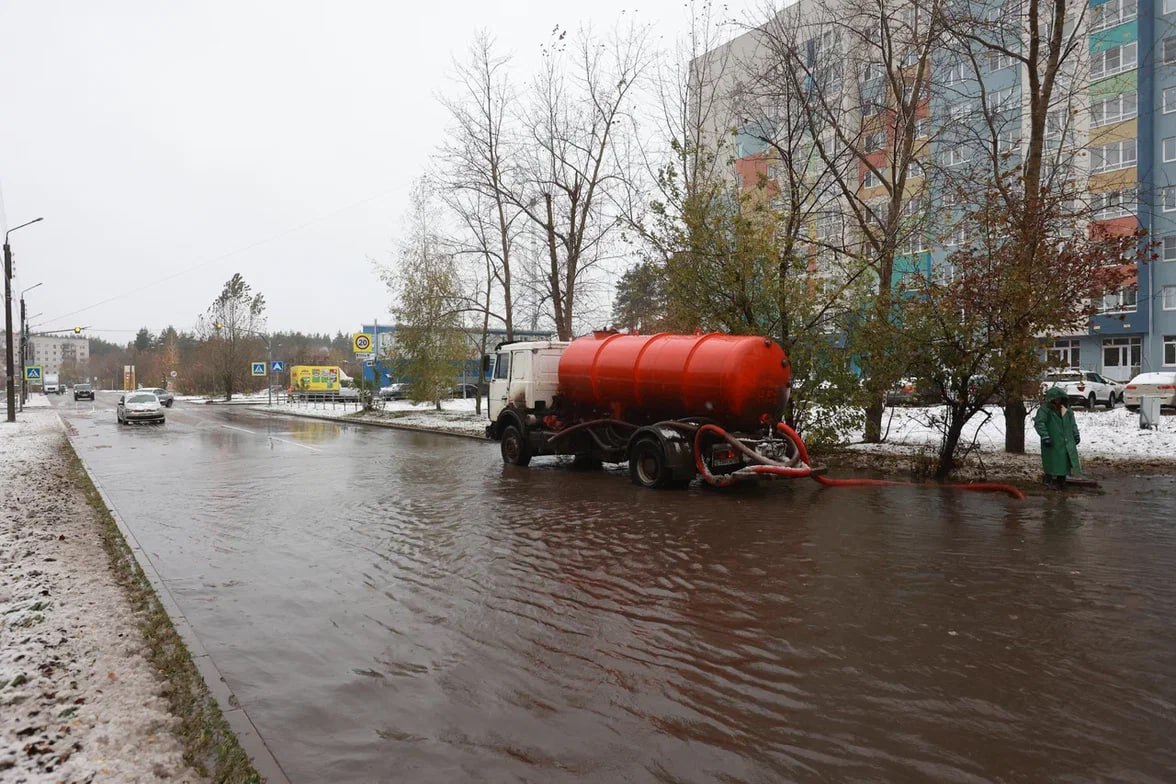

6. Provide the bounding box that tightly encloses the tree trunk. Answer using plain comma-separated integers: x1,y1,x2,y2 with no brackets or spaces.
863,397,884,443
1003,399,1027,454
935,406,970,480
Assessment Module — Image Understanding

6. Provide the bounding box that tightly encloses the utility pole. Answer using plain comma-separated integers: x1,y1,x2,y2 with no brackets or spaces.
4,217,44,423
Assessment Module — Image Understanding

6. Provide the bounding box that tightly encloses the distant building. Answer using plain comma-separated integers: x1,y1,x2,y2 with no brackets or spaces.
27,334,90,376
357,324,556,386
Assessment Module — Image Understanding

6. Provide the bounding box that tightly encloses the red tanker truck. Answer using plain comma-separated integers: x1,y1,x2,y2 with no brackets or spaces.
485,331,805,488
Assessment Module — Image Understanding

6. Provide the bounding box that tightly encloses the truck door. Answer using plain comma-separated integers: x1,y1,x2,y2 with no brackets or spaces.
488,351,511,421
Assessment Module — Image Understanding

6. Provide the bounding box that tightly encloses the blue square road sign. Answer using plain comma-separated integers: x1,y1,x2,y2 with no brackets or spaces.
270,360,285,373
25,366,42,381
251,362,266,376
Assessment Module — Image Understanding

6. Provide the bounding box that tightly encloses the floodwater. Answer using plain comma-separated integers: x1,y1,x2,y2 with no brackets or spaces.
58,395,1176,783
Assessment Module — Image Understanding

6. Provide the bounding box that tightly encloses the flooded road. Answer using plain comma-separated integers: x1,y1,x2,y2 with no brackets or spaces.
57,394,1176,782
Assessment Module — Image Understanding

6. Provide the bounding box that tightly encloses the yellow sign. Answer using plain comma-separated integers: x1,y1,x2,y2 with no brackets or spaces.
352,333,373,353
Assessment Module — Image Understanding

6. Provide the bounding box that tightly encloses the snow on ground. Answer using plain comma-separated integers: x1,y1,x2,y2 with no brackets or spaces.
255,397,488,437
848,403,1176,460
0,409,205,783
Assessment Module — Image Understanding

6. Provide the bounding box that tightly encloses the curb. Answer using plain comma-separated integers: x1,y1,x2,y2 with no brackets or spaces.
247,406,487,442
58,413,292,784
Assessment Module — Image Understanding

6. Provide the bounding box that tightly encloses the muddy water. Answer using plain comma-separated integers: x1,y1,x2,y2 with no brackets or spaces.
63,401,1176,782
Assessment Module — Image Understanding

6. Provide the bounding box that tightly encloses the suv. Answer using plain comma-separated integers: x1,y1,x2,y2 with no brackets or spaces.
1040,369,1122,410
139,387,175,407
74,383,95,401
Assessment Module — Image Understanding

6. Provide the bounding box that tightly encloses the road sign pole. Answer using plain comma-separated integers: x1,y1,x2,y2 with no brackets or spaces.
267,335,272,407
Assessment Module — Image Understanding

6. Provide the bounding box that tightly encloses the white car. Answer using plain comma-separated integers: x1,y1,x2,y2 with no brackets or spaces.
116,391,165,425
1123,371,1176,410
1040,369,1122,410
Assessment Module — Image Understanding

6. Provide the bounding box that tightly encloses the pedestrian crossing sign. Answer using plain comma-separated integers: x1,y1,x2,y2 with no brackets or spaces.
270,360,285,373
25,366,42,381
251,362,266,376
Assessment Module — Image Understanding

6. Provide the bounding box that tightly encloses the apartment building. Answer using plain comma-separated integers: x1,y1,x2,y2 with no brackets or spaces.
695,0,1176,381
27,334,90,376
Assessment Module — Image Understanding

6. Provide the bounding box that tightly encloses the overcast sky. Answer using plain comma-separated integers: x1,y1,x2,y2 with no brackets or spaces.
0,1,762,344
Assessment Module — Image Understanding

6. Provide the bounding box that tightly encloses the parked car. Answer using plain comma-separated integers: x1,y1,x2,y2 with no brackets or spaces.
139,386,175,407
379,382,407,400
338,385,360,401
1040,369,1122,410
117,391,165,425
73,383,95,401
449,383,481,399
1123,371,1176,410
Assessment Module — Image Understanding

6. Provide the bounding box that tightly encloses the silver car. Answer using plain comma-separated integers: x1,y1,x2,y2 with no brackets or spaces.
139,386,175,407
117,391,166,425
1123,372,1176,410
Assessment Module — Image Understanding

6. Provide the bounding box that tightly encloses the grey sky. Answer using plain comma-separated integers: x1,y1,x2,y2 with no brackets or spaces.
1,1,759,344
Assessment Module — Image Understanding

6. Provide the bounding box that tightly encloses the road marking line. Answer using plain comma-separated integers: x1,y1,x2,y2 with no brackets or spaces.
219,424,323,453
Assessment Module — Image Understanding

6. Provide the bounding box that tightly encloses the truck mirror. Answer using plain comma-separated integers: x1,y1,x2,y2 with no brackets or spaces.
481,354,491,374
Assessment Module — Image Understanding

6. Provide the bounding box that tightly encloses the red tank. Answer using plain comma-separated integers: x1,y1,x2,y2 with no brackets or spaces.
557,332,791,431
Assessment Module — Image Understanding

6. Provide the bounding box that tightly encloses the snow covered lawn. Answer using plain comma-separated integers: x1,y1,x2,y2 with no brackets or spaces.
0,410,206,782
254,396,487,437
852,403,1176,459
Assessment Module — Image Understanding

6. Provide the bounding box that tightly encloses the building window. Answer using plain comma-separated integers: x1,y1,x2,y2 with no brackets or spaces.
1166,137,1176,162
863,168,881,188
1168,0,1176,12
1166,87,1176,114
1164,285,1176,310
1091,0,1138,31
1047,338,1081,369
1092,93,1137,127
1164,235,1176,261
987,51,1016,72
1089,138,1137,173
1165,336,1176,365
1166,37,1176,65
1165,186,1176,212
1091,189,1134,219
915,118,930,138
986,87,1016,113
950,100,974,120
943,60,966,86
944,146,972,166
1101,287,1138,313
1090,42,1137,81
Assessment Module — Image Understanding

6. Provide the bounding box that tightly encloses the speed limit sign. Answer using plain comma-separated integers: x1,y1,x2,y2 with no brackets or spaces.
352,333,373,353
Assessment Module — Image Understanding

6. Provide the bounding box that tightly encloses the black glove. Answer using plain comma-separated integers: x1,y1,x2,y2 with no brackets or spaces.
1074,434,1080,446
1041,437,1053,448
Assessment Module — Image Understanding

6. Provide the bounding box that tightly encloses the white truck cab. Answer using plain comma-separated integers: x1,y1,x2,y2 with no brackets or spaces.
488,341,569,422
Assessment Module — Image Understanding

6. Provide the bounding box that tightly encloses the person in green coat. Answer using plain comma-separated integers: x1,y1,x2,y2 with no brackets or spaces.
1034,386,1081,488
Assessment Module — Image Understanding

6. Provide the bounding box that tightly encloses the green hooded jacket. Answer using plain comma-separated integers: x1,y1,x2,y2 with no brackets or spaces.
1034,386,1081,477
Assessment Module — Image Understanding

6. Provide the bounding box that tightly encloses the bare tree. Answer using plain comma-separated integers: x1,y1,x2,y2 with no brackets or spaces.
753,0,949,442
509,25,651,339
437,32,523,344
938,0,1093,453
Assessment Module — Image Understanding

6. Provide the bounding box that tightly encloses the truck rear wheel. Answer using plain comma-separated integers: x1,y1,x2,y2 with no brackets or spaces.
629,439,673,489
500,424,532,467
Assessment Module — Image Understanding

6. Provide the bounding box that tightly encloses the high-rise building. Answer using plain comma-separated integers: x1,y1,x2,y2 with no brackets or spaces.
694,0,1176,380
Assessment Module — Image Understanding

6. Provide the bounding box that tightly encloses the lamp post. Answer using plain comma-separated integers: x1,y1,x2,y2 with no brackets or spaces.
5,217,44,423
19,282,43,410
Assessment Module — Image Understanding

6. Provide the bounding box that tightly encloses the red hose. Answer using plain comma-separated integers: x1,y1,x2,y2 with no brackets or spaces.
693,420,1024,500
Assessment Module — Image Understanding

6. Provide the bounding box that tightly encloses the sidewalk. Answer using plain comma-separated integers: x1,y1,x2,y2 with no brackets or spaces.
0,407,255,783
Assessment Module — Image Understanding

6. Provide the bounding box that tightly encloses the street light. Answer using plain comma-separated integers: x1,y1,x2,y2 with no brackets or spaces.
18,282,43,410
5,217,44,423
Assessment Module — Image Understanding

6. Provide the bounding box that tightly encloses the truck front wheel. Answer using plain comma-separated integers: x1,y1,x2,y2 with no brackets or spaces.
629,439,673,489
500,424,532,467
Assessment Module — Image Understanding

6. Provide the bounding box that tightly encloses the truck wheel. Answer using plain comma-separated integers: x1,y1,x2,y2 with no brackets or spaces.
629,439,672,489
500,425,532,467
